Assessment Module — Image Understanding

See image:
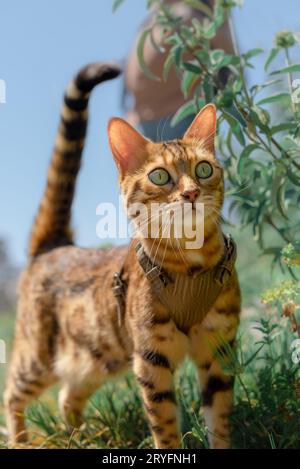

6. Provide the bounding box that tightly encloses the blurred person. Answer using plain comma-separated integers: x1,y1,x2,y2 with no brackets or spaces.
124,0,236,141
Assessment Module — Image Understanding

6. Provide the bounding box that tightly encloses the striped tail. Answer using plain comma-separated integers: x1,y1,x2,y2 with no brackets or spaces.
29,62,121,258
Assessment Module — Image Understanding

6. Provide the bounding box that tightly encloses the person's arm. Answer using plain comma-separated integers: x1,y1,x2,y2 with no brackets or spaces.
212,17,237,54
207,0,236,54
124,0,237,125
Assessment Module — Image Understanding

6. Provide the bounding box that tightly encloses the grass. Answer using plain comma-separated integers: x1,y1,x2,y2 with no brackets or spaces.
0,228,299,449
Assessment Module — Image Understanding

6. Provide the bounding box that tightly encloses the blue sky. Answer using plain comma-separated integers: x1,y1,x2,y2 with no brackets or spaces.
0,0,299,266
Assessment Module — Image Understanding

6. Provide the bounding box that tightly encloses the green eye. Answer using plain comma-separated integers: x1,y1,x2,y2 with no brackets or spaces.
148,168,171,186
195,161,213,179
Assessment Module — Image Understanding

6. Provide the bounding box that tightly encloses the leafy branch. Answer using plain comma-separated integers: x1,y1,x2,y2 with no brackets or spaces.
131,0,300,267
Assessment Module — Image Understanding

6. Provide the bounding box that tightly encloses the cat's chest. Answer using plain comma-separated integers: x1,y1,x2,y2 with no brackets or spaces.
154,268,223,334
183,250,204,266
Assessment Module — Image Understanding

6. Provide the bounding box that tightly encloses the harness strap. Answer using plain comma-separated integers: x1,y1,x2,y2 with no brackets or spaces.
214,234,237,286
112,269,126,327
135,243,172,291
136,233,236,292
112,234,237,329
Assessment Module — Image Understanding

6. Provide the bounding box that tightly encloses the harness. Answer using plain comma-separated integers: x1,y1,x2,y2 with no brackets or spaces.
113,234,237,333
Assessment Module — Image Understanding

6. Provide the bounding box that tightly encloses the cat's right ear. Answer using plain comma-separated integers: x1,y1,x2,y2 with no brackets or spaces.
108,118,149,177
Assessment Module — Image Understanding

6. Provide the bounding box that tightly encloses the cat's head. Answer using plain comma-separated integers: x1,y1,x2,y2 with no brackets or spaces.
108,104,224,241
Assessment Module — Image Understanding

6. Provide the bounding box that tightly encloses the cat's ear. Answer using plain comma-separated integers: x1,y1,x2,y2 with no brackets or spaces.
108,118,149,176
183,103,217,153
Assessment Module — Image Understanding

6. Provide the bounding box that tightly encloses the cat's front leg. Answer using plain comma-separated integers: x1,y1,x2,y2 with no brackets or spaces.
133,311,189,449
190,275,241,449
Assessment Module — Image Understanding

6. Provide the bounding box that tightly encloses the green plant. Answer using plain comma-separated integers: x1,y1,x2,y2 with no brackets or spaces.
1,308,300,448
127,0,300,267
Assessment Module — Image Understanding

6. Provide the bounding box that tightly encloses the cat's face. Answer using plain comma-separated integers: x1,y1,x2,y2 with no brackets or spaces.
108,104,224,239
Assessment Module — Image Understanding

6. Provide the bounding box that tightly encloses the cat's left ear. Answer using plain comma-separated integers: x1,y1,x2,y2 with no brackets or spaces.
183,103,217,154
108,118,150,177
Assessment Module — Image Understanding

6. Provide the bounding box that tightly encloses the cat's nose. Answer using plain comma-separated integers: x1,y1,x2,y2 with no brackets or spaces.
181,188,199,203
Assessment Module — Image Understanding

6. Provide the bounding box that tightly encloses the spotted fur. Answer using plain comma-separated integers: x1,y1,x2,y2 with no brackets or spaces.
5,66,241,450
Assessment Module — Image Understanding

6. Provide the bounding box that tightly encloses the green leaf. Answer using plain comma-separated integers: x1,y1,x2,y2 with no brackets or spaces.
286,168,300,186
214,3,225,28
293,123,300,137
224,103,247,127
203,75,214,103
181,71,199,98
185,0,213,18
150,28,165,54
249,108,271,135
183,62,202,74
264,48,280,71
164,33,182,47
202,20,217,39
174,45,184,68
237,144,259,177
171,100,197,127
194,95,206,113
217,54,238,69
191,17,202,38
137,29,160,81
271,123,298,135
195,49,210,66
223,111,246,146
256,92,290,106
210,49,225,65
250,79,283,96
243,343,265,367
163,53,174,82
112,0,125,12
233,125,246,146
276,181,288,219
271,64,300,75
244,48,264,60
232,77,243,93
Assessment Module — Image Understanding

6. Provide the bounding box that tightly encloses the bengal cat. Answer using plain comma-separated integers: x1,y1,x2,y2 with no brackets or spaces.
4,62,241,449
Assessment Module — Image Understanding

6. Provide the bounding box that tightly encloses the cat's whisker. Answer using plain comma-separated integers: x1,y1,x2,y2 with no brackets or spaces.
151,216,173,266
227,181,252,196
160,116,170,142
132,209,162,237
169,234,189,269
156,119,161,142
159,232,170,273
190,130,215,151
145,216,169,269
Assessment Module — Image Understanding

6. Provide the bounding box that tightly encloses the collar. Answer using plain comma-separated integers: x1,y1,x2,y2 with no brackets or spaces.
135,233,237,290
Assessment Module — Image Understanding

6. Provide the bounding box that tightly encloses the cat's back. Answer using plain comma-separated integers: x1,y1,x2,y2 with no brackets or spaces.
18,244,128,300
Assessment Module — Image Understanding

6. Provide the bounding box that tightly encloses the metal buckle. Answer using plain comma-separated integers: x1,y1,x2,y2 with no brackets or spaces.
136,242,171,288
214,234,236,286
112,272,126,327
112,273,124,297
